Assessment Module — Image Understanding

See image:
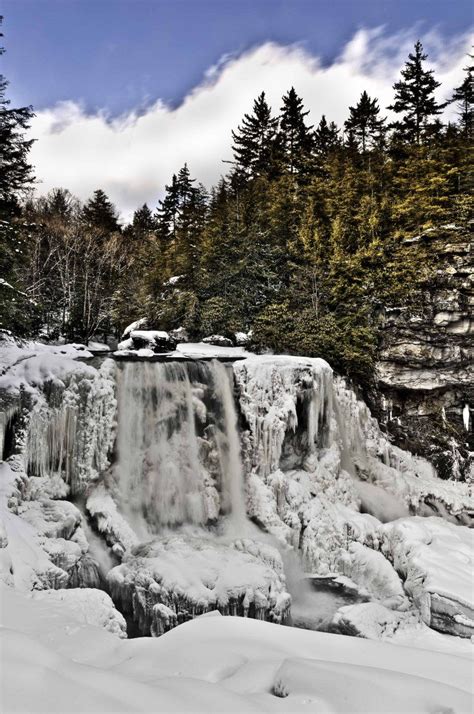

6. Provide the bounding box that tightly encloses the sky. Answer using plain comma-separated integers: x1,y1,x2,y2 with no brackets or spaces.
2,0,473,220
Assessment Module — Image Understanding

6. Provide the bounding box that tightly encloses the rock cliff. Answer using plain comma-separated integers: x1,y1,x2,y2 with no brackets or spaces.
373,226,473,481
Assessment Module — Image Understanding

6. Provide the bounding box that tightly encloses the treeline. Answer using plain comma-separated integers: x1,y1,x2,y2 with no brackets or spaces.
1,30,472,385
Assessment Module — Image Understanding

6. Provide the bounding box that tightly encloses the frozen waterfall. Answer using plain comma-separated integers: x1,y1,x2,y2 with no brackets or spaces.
114,360,247,533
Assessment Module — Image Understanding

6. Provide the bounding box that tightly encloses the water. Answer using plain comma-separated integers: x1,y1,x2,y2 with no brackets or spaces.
291,577,368,632
114,360,247,534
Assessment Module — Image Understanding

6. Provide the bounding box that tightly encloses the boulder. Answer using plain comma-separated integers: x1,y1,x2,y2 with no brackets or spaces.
202,334,234,347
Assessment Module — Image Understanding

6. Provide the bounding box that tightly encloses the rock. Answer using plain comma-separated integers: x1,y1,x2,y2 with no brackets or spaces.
333,602,419,639
107,534,291,636
234,331,251,346
381,516,474,638
126,329,178,353
202,335,234,347
120,318,148,340
169,326,189,343
373,228,473,480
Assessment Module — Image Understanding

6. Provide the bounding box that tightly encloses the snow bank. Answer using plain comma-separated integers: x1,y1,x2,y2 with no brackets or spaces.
1,585,471,713
31,588,127,637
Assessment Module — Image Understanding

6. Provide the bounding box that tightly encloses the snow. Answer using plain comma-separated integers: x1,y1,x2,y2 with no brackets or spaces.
31,588,127,637
87,341,110,352
202,334,235,347
176,342,250,359
120,317,147,339
0,339,94,395
1,586,472,713
108,533,290,636
333,601,474,659
381,516,474,636
1,341,473,706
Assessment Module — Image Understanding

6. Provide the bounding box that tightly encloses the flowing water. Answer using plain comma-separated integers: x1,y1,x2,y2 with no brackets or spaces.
114,360,247,534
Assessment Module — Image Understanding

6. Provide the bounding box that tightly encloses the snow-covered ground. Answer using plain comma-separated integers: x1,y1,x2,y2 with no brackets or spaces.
1,585,472,713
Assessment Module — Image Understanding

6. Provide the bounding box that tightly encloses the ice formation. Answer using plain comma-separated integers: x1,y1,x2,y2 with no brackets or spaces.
234,355,474,636
1,337,473,651
108,534,290,636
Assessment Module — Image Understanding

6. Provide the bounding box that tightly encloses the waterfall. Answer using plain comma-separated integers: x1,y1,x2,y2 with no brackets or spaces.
212,361,247,530
114,360,247,533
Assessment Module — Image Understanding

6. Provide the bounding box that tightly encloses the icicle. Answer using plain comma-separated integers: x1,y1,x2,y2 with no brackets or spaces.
463,404,470,432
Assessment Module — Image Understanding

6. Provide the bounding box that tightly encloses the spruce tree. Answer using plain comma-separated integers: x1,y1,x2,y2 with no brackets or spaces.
0,16,38,333
279,87,314,175
313,115,340,159
0,17,35,215
344,91,386,152
82,189,120,233
133,203,155,231
450,54,473,139
231,92,279,177
388,40,447,144
156,173,180,239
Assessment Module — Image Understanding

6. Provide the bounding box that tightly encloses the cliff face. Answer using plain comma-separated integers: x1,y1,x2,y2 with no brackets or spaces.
373,226,473,481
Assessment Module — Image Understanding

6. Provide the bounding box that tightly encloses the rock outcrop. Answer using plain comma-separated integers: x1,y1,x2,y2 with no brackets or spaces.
373,226,473,481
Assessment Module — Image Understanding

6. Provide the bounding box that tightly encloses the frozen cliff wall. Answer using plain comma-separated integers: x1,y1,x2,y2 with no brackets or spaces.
0,336,117,589
233,354,474,637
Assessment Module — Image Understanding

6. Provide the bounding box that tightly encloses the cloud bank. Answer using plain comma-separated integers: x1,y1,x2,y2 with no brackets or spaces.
29,27,472,222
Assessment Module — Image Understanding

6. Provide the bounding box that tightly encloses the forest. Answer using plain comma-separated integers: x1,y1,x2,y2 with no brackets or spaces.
1,21,472,388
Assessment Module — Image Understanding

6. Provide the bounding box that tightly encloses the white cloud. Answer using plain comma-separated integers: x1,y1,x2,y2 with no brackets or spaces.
29,27,472,223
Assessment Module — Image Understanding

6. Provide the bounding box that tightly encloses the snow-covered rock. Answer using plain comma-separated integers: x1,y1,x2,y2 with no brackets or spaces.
31,588,127,637
202,334,234,347
108,534,291,636
120,317,148,340
381,516,474,637
234,331,251,346
118,329,177,353
169,326,189,342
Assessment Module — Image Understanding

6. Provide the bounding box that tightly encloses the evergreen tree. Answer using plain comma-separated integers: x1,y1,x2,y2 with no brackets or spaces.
82,189,120,233
132,203,155,231
0,17,35,215
0,16,38,333
313,115,340,160
344,91,386,152
156,173,180,240
450,54,473,139
279,87,314,175
231,92,279,177
388,41,447,144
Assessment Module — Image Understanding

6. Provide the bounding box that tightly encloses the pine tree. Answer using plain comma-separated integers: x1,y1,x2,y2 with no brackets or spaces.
231,92,279,178
344,91,386,152
279,87,314,175
156,173,180,240
0,16,38,334
133,203,155,231
313,115,340,159
388,40,447,144
82,189,120,233
450,54,473,139
0,17,35,215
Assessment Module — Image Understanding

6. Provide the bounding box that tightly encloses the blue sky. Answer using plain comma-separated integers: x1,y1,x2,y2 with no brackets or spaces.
3,0,473,115
1,1,472,218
